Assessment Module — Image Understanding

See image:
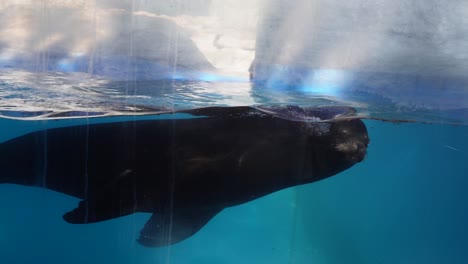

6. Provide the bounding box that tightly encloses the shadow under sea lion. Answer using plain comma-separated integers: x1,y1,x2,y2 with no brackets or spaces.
0,106,369,247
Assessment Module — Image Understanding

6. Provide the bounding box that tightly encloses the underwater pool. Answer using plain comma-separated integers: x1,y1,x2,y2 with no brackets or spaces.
0,102,467,264
1,0,468,263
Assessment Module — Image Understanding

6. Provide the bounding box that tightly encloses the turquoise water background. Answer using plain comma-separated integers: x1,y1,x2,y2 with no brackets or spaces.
0,116,467,264
1,1,467,262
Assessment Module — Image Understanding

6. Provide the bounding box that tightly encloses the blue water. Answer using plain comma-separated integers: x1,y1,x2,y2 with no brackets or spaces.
0,116,467,264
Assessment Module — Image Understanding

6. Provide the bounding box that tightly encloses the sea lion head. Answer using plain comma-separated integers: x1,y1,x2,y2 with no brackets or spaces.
256,105,369,181
302,117,369,182
328,118,369,164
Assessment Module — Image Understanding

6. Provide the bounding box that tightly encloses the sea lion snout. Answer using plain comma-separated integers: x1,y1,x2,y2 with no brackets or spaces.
335,140,367,162
330,119,369,163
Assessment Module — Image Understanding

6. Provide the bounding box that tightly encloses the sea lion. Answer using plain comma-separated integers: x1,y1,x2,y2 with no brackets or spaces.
0,106,369,247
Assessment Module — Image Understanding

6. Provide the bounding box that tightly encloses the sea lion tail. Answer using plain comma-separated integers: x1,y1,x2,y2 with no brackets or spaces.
0,135,36,185
0,177,15,184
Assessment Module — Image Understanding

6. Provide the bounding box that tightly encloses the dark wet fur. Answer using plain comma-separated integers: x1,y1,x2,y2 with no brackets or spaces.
0,106,369,247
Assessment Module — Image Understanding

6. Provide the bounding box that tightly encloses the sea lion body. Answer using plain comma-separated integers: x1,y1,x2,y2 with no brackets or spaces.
0,106,369,246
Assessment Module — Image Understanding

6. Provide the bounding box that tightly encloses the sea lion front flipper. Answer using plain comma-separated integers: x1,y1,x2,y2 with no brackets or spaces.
63,170,138,224
137,207,222,247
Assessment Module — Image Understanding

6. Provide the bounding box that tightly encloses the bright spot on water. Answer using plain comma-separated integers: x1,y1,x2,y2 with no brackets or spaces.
198,73,219,82
170,72,248,83
170,73,185,80
58,59,75,72
263,68,350,97
198,72,248,83
300,69,350,97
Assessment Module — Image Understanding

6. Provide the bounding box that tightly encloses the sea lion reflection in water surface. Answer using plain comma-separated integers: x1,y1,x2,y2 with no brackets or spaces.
0,106,369,247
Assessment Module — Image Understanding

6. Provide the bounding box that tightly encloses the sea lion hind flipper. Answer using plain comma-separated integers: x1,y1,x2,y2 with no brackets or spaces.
63,200,90,224
63,170,138,224
62,194,138,224
137,207,222,247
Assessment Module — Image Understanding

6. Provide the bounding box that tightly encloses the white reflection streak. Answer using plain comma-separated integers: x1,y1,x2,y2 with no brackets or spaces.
443,145,466,153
